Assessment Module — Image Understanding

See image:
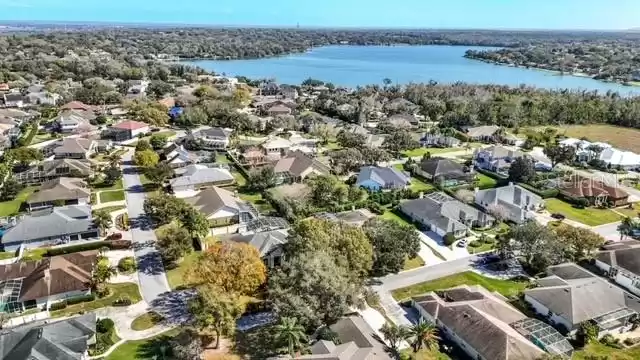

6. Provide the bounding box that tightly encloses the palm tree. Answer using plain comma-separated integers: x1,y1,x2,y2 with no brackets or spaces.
618,216,634,240
92,209,113,235
274,317,307,358
105,152,122,168
408,319,440,353
380,323,410,354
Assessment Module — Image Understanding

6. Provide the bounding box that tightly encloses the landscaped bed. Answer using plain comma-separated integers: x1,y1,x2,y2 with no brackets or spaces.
131,311,164,331
50,283,142,318
545,198,622,226
391,271,528,300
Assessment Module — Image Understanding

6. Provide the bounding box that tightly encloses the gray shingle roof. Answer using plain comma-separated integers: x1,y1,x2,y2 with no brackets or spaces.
169,165,234,188
466,125,500,138
596,246,640,277
356,166,410,189
183,187,246,217
1,205,96,244
0,314,96,360
227,229,288,257
274,151,330,177
53,138,94,155
419,157,467,179
27,178,90,205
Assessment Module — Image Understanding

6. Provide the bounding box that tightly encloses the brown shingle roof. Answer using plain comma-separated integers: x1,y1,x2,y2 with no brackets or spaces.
27,177,90,204
560,176,628,199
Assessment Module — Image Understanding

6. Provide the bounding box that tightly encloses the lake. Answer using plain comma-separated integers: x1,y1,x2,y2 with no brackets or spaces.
187,45,640,95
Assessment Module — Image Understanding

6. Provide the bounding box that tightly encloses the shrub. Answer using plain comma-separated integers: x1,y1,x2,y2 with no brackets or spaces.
118,257,137,274
45,240,132,256
113,296,132,306
96,318,115,333
67,294,96,305
106,233,123,241
109,240,132,250
444,233,456,246
50,301,68,311
468,241,481,248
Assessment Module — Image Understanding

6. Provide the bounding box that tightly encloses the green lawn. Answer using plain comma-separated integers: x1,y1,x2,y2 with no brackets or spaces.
51,283,142,318
467,242,495,254
402,147,457,158
325,141,342,151
410,178,435,193
32,132,56,144
232,171,248,186
0,186,37,217
615,202,640,219
215,153,231,164
131,311,164,331
99,190,126,203
401,348,452,360
545,198,622,226
238,192,274,214
573,342,640,360
381,209,414,227
97,205,127,213
0,251,16,260
391,271,528,300
475,173,498,189
92,179,124,191
105,329,181,360
165,251,199,290
22,248,47,261
403,256,425,271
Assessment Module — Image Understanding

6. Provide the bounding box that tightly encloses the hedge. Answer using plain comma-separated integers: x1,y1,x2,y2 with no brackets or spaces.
517,182,559,199
49,301,68,311
67,294,96,305
45,240,132,257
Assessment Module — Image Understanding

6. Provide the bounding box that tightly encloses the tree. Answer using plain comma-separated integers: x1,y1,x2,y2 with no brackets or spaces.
185,242,266,295
274,317,308,357
143,163,174,186
543,144,576,168
508,157,536,184
363,218,421,277
247,166,277,191
8,147,43,167
105,152,122,168
380,323,409,354
133,149,159,167
149,134,168,150
577,321,599,346
618,216,636,240
157,223,192,264
307,176,349,208
286,219,373,278
486,203,509,223
0,178,24,202
506,220,566,273
103,166,122,186
135,139,152,152
268,252,363,330
409,319,440,353
336,130,366,149
454,189,475,204
188,285,245,349
92,258,117,291
144,193,187,225
92,209,113,235
179,207,210,239
361,147,392,165
329,148,364,175
147,81,173,100
170,329,204,360
384,130,419,153
554,223,605,259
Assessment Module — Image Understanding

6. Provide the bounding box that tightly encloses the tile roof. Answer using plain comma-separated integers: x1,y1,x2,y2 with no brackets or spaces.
26,177,90,205
559,176,628,200
60,101,92,111
53,138,94,155
112,120,149,131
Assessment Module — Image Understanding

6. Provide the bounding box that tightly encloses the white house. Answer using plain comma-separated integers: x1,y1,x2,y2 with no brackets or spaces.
170,164,235,198
261,136,292,159
474,183,544,224
194,127,232,149
595,242,640,297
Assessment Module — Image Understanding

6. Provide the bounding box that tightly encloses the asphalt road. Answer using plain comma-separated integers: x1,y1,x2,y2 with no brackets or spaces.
122,152,171,303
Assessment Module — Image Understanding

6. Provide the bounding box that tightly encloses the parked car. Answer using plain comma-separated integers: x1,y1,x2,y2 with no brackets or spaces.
551,213,566,220
456,239,468,248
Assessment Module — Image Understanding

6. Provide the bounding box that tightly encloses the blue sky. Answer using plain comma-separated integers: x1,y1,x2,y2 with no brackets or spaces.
0,0,638,30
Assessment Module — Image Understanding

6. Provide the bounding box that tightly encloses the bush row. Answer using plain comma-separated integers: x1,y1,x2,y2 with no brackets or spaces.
45,240,132,257
49,294,96,311
517,182,559,199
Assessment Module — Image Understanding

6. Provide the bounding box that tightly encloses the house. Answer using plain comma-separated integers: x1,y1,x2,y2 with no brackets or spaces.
60,101,93,112
316,209,375,227
273,151,331,183
54,110,96,133
600,147,640,169
168,106,184,120
465,125,502,142
421,133,461,148
416,157,472,187
411,285,570,360
240,146,267,166
0,83,9,92
165,145,202,168
275,315,392,360
170,164,235,197
192,127,232,150
558,176,629,207
474,183,544,224
2,93,25,108
279,85,298,100
225,229,289,267
266,103,293,117
261,136,292,159
0,251,98,312
14,159,92,185
184,187,257,228
25,90,61,106
524,263,640,337
356,166,411,190
26,177,91,210
400,192,494,238
473,145,525,174
110,120,150,141
386,114,416,128
127,80,150,96
0,313,96,359
596,242,640,297
1,205,99,251
53,138,96,159
261,82,280,96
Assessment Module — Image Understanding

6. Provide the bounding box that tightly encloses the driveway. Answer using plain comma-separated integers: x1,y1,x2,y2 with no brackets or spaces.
592,221,622,242
122,152,170,303
416,230,469,261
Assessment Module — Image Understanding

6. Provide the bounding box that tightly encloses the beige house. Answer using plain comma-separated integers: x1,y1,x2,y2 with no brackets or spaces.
26,177,91,210
273,151,330,184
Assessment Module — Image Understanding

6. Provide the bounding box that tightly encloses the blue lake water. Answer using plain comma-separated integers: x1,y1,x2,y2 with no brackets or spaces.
187,45,640,95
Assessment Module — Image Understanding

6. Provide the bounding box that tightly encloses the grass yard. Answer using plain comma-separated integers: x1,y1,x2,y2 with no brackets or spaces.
403,256,426,271
31,132,56,144
410,178,435,193
467,242,495,254
215,153,231,164
131,311,164,331
573,342,640,360
391,271,528,300
401,348,452,360
0,186,37,217
105,329,181,360
402,147,458,158
22,248,47,261
51,283,142,318
0,251,16,260
381,209,414,227
615,202,640,219
545,198,622,226
92,179,124,191
238,191,274,214
99,190,126,203
165,251,199,290
475,173,498,189
231,171,248,187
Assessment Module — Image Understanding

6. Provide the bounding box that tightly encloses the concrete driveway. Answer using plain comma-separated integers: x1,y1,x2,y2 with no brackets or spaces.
592,221,622,242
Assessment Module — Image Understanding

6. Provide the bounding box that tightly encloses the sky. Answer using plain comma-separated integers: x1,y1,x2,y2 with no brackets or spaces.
0,0,638,30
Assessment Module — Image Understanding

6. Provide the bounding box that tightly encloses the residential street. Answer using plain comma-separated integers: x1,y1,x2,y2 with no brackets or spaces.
122,151,171,303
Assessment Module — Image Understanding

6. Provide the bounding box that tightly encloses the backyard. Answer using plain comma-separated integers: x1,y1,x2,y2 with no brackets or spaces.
391,271,529,300
410,177,435,193
105,329,181,360
0,186,37,217
50,283,142,318
545,198,623,226
238,191,274,214
535,124,640,153
402,147,458,158
475,173,498,189
573,342,640,360
165,251,199,290
99,190,126,203
381,209,414,227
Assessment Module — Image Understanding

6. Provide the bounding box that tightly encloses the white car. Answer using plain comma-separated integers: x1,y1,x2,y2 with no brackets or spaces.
456,239,468,248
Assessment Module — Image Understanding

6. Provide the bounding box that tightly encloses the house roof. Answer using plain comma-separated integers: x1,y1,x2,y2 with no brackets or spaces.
170,165,234,188
356,166,410,188
1,205,96,245
3,93,24,103
413,285,544,360
27,178,90,205
400,192,494,234
559,176,628,200
316,209,375,227
0,313,96,360
226,229,289,257
19,159,91,180
524,263,640,328
183,186,248,217
273,151,331,177
54,138,94,155
199,127,231,139
475,184,543,212
386,114,416,127
478,145,525,159
466,125,501,138
267,104,292,113
600,148,640,167
112,120,149,131
596,245,640,277
419,157,467,178
60,101,92,111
